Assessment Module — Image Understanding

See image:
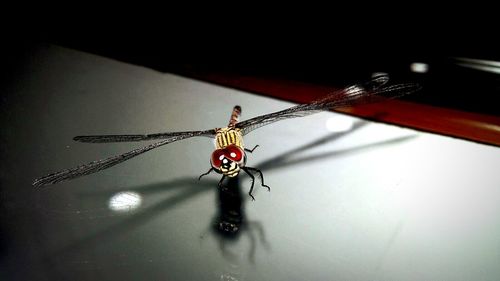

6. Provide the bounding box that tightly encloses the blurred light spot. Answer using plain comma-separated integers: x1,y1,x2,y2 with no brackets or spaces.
455,63,500,74
325,116,355,132
453,57,500,74
453,57,500,68
410,62,429,73
108,191,142,212
458,119,500,132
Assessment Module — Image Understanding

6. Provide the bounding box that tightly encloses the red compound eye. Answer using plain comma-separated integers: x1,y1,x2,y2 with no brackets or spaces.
225,145,243,161
211,149,225,168
210,145,245,168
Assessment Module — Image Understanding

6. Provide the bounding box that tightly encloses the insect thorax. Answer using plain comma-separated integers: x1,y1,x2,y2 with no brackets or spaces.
215,127,244,150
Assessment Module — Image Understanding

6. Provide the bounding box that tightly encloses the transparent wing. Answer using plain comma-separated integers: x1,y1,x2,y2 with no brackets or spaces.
33,130,215,187
236,75,420,135
73,129,216,143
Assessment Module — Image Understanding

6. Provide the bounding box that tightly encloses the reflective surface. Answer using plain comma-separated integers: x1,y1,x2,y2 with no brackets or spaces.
2,45,500,280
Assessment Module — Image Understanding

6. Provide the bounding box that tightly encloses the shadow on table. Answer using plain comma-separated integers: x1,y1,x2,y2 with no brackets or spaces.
50,119,417,263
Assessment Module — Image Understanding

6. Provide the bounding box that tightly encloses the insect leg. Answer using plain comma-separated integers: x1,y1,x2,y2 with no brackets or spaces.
242,167,256,201
244,145,259,153
198,167,215,180
245,167,271,192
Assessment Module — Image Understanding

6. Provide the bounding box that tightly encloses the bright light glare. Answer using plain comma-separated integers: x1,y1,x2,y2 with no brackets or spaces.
453,57,500,74
454,57,500,68
410,62,429,73
108,191,142,212
325,116,355,133
456,63,500,74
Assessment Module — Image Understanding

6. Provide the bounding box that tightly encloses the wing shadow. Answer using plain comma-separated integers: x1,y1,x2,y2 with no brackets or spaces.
52,118,418,261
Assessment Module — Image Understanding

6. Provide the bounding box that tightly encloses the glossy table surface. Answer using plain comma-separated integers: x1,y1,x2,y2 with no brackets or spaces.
2,45,500,281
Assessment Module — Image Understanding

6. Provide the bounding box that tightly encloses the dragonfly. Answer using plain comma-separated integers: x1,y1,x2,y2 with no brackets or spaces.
33,74,420,200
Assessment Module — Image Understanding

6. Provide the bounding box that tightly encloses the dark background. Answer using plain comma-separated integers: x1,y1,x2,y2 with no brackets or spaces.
3,20,500,116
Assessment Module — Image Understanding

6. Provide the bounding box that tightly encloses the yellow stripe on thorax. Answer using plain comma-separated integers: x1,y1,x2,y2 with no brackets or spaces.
215,127,244,149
